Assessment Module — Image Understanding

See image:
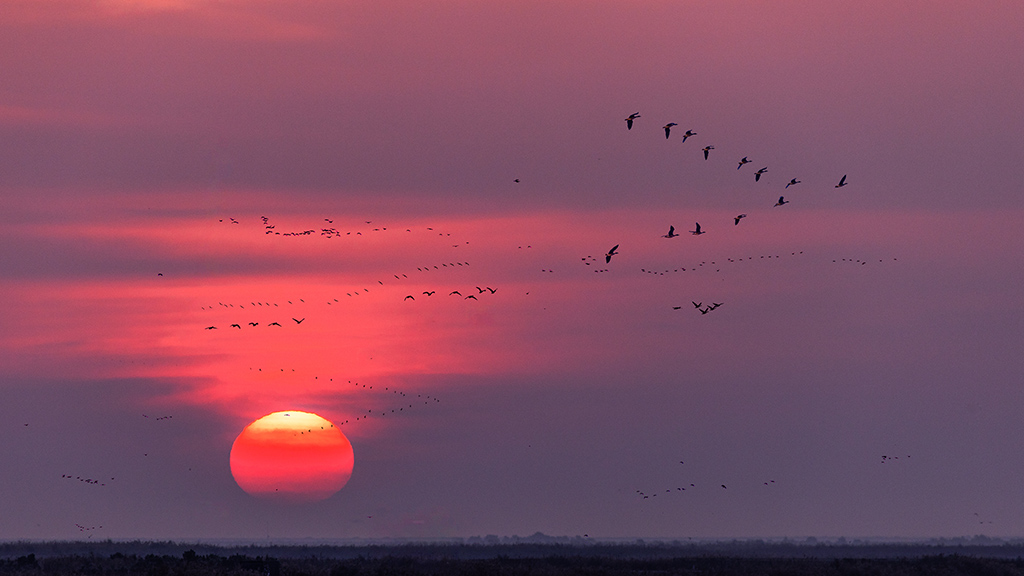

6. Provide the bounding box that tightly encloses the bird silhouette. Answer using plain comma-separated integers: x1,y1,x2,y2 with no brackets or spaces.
605,244,619,263
690,222,705,235
230,323,241,329
702,145,714,160
625,112,640,130
755,167,768,182
663,123,677,139
248,322,258,326
449,290,462,296
737,157,751,169
662,226,679,238
680,129,696,143
422,291,435,296
734,214,747,225
404,295,415,300
692,301,702,309
774,196,789,206
205,326,217,330
786,178,801,188
268,322,282,327
292,318,305,324
835,174,848,188
465,295,478,300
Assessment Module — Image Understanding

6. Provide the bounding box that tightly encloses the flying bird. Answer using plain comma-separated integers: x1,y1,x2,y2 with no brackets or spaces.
292,318,305,324
774,196,789,206
465,295,478,300
690,222,705,235
449,290,462,296
404,295,415,301
422,291,435,296
268,322,281,327
737,157,751,169
230,323,241,329
662,226,679,238
755,167,768,181
835,174,848,188
692,301,702,309
605,244,619,263
734,214,747,225
663,123,677,139
680,129,696,143
702,145,714,160
204,326,217,330
786,178,801,188
625,112,640,130
248,322,258,326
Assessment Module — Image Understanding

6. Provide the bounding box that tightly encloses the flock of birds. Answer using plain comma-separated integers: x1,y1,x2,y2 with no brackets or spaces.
605,112,851,268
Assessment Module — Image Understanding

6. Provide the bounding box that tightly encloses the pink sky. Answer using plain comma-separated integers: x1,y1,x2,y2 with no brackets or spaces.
1,0,1023,541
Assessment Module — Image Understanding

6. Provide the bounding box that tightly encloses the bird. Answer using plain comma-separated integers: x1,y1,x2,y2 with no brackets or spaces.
774,196,789,206
690,222,705,235
248,322,258,326
404,295,415,300
755,167,768,181
663,123,677,139
268,322,282,327
737,157,751,169
230,323,241,329
734,214,747,225
692,301,702,309
680,129,696,143
204,326,217,330
449,290,462,296
702,145,714,160
662,226,679,238
625,112,640,130
710,302,723,309
835,174,848,188
422,291,435,296
605,245,619,263
465,295,478,300
486,287,497,294
513,178,520,183
786,178,801,188
672,306,682,310
292,318,305,324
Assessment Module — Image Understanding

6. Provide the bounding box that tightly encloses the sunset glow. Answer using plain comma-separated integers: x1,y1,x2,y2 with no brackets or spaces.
1,0,1022,542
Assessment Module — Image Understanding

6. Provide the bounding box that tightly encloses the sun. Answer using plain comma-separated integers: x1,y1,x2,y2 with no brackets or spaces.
229,411,353,503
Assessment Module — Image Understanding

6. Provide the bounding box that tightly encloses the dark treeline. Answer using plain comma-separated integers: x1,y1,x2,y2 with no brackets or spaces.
7,540,1024,561
6,550,1024,576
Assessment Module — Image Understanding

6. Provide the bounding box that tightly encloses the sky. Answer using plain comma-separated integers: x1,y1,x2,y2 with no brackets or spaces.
1,0,1023,541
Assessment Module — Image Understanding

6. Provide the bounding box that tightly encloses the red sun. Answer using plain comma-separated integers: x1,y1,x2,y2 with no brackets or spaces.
229,411,354,503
